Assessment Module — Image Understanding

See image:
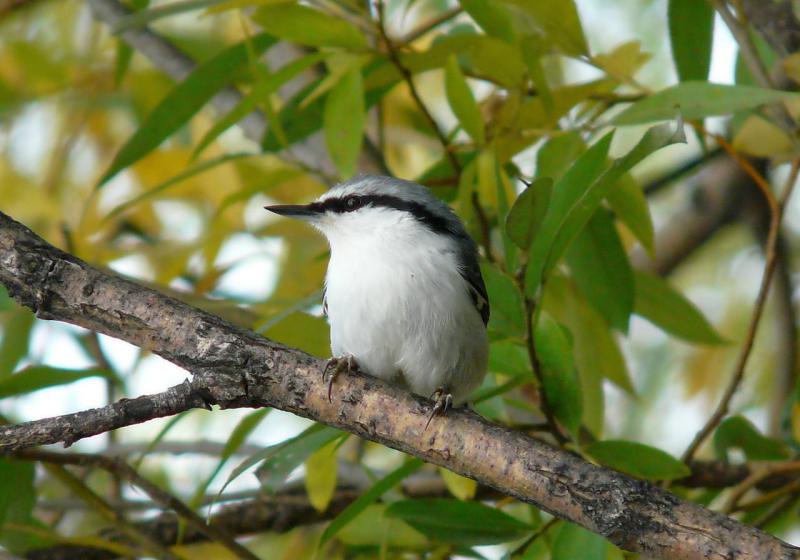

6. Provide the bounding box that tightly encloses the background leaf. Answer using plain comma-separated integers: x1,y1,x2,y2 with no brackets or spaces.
98,33,275,186
324,66,365,178
613,82,800,125
384,498,532,545
251,4,367,49
586,440,691,480
566,208,634,333
445,55,484,144
668,0,714,82
714,416,789,461
321,458,423,545
634,269,725,344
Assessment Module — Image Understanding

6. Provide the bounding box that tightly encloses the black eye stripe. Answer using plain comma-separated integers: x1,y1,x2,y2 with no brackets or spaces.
316,194,457,237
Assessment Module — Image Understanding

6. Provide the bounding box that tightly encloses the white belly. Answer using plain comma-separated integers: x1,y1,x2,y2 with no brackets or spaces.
323,226,488,405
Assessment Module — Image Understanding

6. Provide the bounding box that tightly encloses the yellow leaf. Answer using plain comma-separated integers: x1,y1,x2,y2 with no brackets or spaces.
782,52,800,85
304,439,338,512
593,41,651,81
733,115,794,159
439,467,477,500
792,402,800,443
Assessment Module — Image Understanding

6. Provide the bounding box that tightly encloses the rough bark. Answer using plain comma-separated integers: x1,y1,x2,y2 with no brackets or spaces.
1,212,798,559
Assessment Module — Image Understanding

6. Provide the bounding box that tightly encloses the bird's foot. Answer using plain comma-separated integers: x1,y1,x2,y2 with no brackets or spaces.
323,355,358,402
425,388,453,430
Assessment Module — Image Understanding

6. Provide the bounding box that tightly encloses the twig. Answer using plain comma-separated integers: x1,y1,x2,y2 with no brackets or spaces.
523,297,568,445
682,157,800,463
43,463,181,560
710,0,798,136
13,449,261,560
376,3,459,174
643,147,724,195
397,5,462,45
709,0,773,88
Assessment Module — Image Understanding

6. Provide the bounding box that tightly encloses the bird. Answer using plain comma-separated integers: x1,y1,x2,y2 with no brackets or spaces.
265,175,489,426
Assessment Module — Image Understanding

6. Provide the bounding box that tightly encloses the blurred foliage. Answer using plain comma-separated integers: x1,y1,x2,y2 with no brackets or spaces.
1,0,800,557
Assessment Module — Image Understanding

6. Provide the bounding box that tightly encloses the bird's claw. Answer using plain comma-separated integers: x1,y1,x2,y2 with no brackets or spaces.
425,388,453,431
323,356,357,402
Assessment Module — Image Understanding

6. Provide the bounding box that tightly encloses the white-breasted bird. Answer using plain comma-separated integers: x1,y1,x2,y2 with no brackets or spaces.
265,175,489,424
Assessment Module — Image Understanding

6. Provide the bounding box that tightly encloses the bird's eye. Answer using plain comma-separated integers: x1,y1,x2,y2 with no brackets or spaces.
345,197,360,211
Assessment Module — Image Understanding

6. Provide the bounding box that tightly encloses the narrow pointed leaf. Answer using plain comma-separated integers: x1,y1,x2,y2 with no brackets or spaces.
552,523,606,560
505,177,552,249
252,4,367,50
566,209,634,333
633,269,725,344
586,440,691,480
714,416,789,461
320,458,423,545
613,82,800,125
445,55,484,144
0,309,34,378
668,0,714,81
98,33,275,187
384,498,533,545
193,53,325,159
0,366,119,399
324,66,365,178
524,132,613,295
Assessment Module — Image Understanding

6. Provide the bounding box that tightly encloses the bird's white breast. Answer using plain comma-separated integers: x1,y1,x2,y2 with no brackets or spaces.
321,209,488,404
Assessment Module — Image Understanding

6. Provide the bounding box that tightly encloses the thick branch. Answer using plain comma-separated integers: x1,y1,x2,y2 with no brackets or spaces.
0,211,797,560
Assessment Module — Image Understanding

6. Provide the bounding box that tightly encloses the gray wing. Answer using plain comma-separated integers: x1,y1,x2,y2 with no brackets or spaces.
457,242,490,326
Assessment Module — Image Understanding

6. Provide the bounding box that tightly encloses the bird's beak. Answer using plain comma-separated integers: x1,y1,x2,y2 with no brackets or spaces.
264,204,320,220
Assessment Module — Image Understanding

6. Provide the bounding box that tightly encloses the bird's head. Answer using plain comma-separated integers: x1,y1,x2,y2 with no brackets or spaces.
264,175,464,246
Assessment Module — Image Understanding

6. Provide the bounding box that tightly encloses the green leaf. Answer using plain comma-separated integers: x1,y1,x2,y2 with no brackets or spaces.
384,498,532,545
527,121,685,296
551,523,606,560
0,366,118,399
480,263,526,339
98,33,276,186
612,82,800,125
499,0,588,56
606,173,654,254
190,408,270,508
585,440,691,480
224,424,341,493
536,131,586,182
324,66,365,178
0,459,37,553
566,209,634,333
714,416,789,461
524,132,613,295
459,0,515,43
0,285,12,312
668,0,714,81
505,178,552,250
633,269,725,344
542,274,633,430
735,33,777,86
445,55,484,145
534,313,582,435
320,458,424,545
0,309,34,378
254,425,343,491
251,4,367,50
193,53,325,159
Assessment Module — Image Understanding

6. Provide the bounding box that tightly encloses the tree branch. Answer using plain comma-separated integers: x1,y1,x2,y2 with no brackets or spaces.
0,211,797,559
